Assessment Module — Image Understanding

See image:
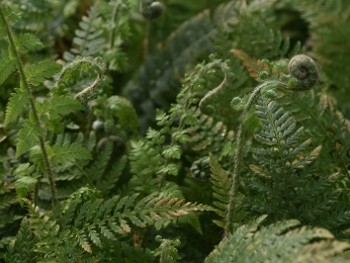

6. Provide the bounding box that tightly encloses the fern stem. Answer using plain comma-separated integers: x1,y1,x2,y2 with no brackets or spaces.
0,5,58,205
225,80,283,237
109,2,121,49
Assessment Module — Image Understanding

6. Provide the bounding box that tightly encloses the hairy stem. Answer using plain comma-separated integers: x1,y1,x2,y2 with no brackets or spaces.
0,5,58,205
225,81,283,237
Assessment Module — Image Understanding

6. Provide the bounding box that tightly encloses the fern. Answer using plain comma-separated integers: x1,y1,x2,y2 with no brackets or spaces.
64,4,105,61
216,0,302,60
4,219,38,263
153,236,181,263
124,8,214,129
205,215,350,263
85,141,127,194
14,33,44,54
24,60,61,86
49,143,91,166
16,118,40,157
290,0,350,114
0,55,16,86
209,154,230,229
241,96,350,232
27,188,212,255
4,88,30,126
13,163,39,201
2,0,350,261
64,0,132,72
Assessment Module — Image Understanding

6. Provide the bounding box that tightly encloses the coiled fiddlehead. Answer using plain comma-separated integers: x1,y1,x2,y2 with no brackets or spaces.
287,54,319,91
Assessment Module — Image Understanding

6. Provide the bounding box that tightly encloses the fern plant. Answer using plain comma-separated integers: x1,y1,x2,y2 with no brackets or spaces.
205,215,350,263
2,0,350,262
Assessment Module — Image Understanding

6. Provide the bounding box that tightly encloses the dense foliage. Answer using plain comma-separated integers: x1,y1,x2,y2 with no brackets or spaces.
1,0,350,262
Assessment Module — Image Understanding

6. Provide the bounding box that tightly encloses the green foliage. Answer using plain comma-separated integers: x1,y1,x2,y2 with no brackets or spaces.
241,96,350,232
24,60,61,86
13,163,39,201
64,3,105,61
290,0,350,115
153,235,182,263
0,55,16,86
205,215,350,263
209,154,230,229
15,33,44,54
4,87,29,125
1,0,350,261
16,118,40,157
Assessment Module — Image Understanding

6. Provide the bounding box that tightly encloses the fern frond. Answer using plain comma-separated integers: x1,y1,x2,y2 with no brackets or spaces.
0,55,16,86
209,154,230,229
38,95,84,121
241,96,348,229
135,195,213,230
64,4,105,61
50,143,91,166
84,140,127,193
105,96,138,131
128,139,162,193
220,1,302,60
4,87,30,125
24,60,61,86
205,216,350,263
293,0,350,102
124,8,214,129
95,156,127,193
153,236,181,263
252,96,321,168
85,142,113,183
0,181,17,210
16,118,40,157
55,57,105,99
15,33,44,54
4,218,38,263
13,163,39,201
59,190,212,252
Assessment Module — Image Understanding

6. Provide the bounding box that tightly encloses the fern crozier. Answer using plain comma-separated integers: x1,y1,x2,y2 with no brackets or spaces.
287,54,319,91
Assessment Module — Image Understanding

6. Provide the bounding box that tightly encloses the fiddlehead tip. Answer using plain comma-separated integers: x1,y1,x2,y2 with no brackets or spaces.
287,54,319,91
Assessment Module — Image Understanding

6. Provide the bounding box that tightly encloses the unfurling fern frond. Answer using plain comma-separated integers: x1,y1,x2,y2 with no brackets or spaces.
55,57,105,101
205,215,350,263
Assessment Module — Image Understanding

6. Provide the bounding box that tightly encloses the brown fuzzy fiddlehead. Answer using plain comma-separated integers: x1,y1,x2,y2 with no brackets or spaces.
287,54,319,91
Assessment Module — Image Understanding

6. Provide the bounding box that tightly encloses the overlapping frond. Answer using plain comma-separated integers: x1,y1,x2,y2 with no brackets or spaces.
205,216,350,263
